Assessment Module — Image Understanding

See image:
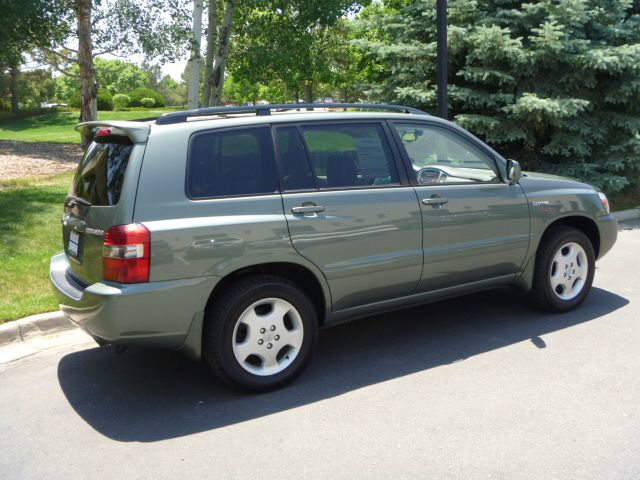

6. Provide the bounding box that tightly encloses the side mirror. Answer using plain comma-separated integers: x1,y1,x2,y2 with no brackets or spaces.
506,159,521,184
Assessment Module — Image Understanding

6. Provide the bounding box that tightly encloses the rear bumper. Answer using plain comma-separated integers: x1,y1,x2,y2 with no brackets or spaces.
50,252,219,350
596,214,618,259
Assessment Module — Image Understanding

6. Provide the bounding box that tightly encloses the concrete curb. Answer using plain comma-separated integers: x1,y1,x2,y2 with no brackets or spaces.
0,311,72,348
614,208,640,222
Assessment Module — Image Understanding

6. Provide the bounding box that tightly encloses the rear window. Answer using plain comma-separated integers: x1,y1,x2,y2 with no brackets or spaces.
187,127,278,198
72,137,133,206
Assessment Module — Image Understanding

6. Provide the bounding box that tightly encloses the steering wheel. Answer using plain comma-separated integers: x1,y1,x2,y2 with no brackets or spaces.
417,167,448,184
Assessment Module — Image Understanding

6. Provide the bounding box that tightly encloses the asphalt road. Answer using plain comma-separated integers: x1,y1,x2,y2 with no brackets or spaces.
1,221,639,480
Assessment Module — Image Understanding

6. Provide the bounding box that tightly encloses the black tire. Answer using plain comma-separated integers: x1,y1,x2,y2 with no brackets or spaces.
203,274,318,392
531,226,596,312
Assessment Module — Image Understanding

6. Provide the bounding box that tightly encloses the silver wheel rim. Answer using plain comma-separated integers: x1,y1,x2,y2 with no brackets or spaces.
232,297,304,376
549,242,589,301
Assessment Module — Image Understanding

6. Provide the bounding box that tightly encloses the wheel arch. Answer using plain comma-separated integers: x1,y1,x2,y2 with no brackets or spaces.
204,262,330,328
515,214,600,292
540,215,600,257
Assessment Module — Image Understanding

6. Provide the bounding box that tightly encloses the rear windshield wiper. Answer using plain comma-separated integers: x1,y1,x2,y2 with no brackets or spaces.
65,196,92,209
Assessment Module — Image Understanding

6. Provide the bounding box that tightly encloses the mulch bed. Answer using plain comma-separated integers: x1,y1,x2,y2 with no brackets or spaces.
0,140,83,180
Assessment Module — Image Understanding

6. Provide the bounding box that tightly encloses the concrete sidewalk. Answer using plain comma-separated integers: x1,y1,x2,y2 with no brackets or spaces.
0,312,78,363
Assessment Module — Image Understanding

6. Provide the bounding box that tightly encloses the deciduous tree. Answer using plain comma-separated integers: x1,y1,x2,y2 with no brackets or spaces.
0,0,69,112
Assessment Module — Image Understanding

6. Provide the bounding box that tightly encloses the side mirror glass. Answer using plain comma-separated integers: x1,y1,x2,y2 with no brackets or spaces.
506,159,521,184
401,132,417,143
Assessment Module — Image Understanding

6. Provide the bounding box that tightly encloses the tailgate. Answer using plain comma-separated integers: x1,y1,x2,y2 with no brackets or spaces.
63,124,148,285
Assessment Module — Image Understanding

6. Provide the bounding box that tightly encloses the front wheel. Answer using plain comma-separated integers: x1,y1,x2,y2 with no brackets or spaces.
203,275,318,392
531,227,596,312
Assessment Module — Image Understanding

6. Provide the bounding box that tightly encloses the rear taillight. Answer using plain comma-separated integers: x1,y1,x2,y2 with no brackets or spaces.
103,223,151,283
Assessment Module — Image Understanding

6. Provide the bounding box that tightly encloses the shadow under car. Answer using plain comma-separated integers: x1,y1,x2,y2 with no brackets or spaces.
57,286,629,442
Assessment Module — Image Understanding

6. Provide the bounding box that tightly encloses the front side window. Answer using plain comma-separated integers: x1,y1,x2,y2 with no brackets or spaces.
393,124,500,184
188,127,278,198
300,123,399,189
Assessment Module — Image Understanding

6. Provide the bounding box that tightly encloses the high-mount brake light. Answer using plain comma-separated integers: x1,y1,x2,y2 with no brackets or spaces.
95,126,127,137
103,223,151,283
96,127,112,137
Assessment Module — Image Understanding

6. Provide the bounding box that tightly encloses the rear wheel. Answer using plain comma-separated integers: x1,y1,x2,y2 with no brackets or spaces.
203,275,318,392
531,227,595,312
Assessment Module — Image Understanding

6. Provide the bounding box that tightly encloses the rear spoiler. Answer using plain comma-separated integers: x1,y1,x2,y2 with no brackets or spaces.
75,121,151,144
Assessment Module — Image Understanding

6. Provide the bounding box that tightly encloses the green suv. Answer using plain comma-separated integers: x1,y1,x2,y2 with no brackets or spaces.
50,103,617,391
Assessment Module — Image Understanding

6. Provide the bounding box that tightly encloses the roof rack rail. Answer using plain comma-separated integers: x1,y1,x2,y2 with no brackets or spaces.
155,103,428,125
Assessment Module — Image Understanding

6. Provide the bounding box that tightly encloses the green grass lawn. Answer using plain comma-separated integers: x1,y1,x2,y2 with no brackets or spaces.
0,108,177,144
0,172,73,323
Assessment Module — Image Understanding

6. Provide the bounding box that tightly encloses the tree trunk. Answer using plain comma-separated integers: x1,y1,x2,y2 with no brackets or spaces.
209,0,235,106
203,0,218,107
187,0,204,109
77,0,97,147
304,82,314,104
9,64,19,114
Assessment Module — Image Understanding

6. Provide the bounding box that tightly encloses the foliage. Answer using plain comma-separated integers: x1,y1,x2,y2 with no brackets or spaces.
68,90,117,111
42,0,191,75
0,69,57,110
140,97,156,108
157,75,186,106
0,0,70,66
67,93,81,109
128,87,165,107
97,90,114,111
230,1,370,102
354,0,640,196
95,58,152,95
54,58,152,101
112,93,130,109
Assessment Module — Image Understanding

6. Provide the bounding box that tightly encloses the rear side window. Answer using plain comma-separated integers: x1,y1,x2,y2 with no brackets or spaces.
300,123,399,189
72,137,133,206
188,127,278,198
276,127,315,191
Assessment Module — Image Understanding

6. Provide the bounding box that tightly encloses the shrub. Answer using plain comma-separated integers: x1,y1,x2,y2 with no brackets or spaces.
140,97,155,108
128,87,165,107
112,93,130,110
69,91,113,110
68,92,81,108
97,90,114,111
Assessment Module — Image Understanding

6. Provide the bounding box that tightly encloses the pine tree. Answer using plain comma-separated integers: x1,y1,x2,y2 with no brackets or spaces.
355,0,640,197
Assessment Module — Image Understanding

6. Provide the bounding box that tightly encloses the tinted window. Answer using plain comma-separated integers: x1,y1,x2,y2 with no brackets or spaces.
72,138,133,206
276,127,315,191
393,124,499,184
301,123,399,189
188,127,278,198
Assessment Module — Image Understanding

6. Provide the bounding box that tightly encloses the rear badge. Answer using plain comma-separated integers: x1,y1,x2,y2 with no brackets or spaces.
85,227,105,237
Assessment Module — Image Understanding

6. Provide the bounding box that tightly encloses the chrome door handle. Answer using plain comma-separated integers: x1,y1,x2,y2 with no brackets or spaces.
291,205,325,214
422,197,448,206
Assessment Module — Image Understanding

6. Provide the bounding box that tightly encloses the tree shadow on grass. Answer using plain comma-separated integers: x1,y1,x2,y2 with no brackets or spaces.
0,185,65,255
57,286,629,442
0,112,77,130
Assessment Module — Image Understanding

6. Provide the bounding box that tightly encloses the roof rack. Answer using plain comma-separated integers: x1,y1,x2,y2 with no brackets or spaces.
155,103,428,125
